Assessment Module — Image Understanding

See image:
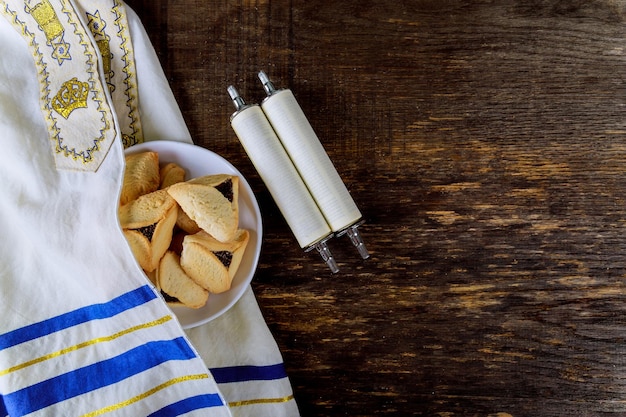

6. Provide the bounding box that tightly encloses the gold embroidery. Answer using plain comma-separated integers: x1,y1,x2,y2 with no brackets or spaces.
79,1,143,147
51,77,89,118
59,0,113,166
111,0,143,147
0,315,173,377
26,0,62,39
80,373,210,417
229,394,296,407
121,133,134,148
97,38,111,75
1,0,117,171
86,10,113,90
25,0,70,64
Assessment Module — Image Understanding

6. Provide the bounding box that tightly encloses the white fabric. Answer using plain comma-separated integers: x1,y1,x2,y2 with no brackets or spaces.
187,288,300,416
0,0,299,416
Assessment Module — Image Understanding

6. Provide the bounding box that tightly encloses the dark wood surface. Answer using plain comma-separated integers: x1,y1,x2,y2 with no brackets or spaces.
125,1,626,415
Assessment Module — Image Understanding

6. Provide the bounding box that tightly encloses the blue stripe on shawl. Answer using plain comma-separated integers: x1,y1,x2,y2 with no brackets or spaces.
0,396,6,417
0,285,157,350
210,363,288,384
147,394,225,417
3,337,197,415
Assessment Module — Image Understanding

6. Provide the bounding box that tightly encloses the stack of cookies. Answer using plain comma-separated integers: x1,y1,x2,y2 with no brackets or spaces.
119,151,249,309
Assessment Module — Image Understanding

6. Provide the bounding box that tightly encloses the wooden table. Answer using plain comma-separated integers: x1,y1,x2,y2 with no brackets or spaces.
125,1,626,415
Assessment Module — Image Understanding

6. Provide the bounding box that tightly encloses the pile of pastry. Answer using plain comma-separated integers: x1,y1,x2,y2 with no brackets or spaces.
119,151,249,309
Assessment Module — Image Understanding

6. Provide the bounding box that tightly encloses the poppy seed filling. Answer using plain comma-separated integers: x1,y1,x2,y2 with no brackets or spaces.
161,291,179,303
215,179,233,202
136,223,157,241
214,251,233,268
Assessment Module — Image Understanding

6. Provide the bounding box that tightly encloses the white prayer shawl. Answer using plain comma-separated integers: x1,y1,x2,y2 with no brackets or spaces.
0,1,300,416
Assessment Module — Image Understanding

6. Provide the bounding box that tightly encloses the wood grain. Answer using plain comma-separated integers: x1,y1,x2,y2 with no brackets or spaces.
126,0,626,415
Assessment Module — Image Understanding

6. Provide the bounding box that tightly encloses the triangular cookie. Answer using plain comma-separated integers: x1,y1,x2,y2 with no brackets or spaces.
180,229,249,294
167,175,239,242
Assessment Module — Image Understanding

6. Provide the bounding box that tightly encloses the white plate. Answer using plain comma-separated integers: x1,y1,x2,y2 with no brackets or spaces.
125,140,262,329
